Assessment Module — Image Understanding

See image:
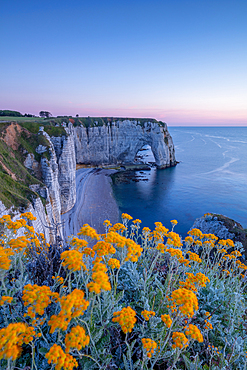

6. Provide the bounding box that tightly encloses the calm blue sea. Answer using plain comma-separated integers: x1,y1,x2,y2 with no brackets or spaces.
112,127,247,238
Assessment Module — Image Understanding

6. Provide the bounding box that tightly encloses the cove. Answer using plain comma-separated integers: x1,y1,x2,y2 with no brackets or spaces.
111,127,247,238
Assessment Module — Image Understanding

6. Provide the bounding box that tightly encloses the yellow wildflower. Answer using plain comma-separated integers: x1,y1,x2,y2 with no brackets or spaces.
185,324,203,342
125,239,143,262
156,243,165,253
48,289,89,333
109,223,127,233
0,296,13,306
65,325,90,353
87,262,111,294
112,306,137,334
171,288,199,318
161,314,172,328
45,344,78,370
132,219,142,224
0,323,34,360
61,250,87,272
187,251,202,263
108,258,120,269
172,332,188,349
93,241,116,256
23,284,58,318
142,338,157,358
77,224,100,240
141,310,155,321
122,213,133,221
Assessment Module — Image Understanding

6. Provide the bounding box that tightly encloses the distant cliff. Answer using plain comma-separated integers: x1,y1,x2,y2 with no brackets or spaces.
74,120,176,168
0,117,176,242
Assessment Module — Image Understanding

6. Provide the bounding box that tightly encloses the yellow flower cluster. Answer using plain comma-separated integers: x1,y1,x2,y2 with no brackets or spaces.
0,296,13,305
103,219,112,227
65,325,90,353
70,237,88,251
161,314,172,328
171,288,199,318
166,231,183,248
87,262,111,294
104,231,126,248
187,251,202,263
8,236,29,253
142,338,157,358
108,258,120,269
184,236,194,245
125,239,143,262
188,228,203,239
23,284,58,318
77,224,100,240
0,323,35,360
204,312,213,330
132,219,142,224
61,250,87,272
203,240,215,249
48,289,89,333
218,239,234,247
170,220,178,225
20,212,37,221
93,241,116,256
112,306,137,334
184,324,203,342
172,332,188,349
142,227,151,235
155,222,169,235
0,215,28,234
109,223,127,233
141,310,155,321
166,247,183,260
122,213,133,221
156,243,165,253
45,344,78,370
0,246,14,270
179,272,210,292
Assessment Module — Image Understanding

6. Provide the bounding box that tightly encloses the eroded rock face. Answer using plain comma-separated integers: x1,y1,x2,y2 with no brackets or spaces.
50,123,76,214
74,120,176,168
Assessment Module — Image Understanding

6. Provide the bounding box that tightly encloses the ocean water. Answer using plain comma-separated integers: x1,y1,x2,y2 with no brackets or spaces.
112,127,247,238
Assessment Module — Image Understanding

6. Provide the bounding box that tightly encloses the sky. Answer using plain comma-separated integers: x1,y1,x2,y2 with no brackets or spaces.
1,0,247,126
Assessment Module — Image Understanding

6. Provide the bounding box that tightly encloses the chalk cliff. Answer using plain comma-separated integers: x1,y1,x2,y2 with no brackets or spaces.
0,118,176,243
74,120,176,168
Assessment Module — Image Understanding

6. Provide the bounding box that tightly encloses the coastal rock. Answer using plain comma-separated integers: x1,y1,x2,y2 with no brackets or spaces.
192,213,247,258
74,120,176,168
50,123,76,214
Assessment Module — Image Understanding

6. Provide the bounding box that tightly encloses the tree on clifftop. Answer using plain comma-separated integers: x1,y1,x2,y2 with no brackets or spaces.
39,111,52,118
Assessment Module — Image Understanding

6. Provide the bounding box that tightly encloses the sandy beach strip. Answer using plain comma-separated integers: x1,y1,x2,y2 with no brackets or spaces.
62,168,120,241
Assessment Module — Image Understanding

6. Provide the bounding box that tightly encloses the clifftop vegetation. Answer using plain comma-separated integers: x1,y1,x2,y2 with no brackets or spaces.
0,213,246,369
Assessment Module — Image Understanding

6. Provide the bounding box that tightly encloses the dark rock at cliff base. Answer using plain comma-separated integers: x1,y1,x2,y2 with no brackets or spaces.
192,213,247,258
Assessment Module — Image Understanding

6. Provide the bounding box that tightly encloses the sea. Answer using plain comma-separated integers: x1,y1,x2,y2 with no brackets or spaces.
111,127,247,238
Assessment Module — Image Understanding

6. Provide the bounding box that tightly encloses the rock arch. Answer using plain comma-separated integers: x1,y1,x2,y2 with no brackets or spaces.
74,120,176,168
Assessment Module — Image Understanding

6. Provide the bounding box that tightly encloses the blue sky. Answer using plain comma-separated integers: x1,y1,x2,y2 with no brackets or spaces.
1,0,247,125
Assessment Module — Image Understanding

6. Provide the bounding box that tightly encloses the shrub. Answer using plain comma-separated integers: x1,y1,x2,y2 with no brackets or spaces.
0,213,246,369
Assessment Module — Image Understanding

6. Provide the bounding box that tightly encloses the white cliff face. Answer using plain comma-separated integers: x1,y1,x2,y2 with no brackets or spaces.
74,120,176,168
18,119,176,242
49,123,76,214
39,129,62,240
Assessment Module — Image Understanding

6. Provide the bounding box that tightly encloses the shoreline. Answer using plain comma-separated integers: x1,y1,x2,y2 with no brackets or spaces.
62,168,120,240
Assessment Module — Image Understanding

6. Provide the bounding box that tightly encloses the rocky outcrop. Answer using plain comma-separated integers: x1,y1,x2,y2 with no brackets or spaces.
192,213,247,258
74,120,176,168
